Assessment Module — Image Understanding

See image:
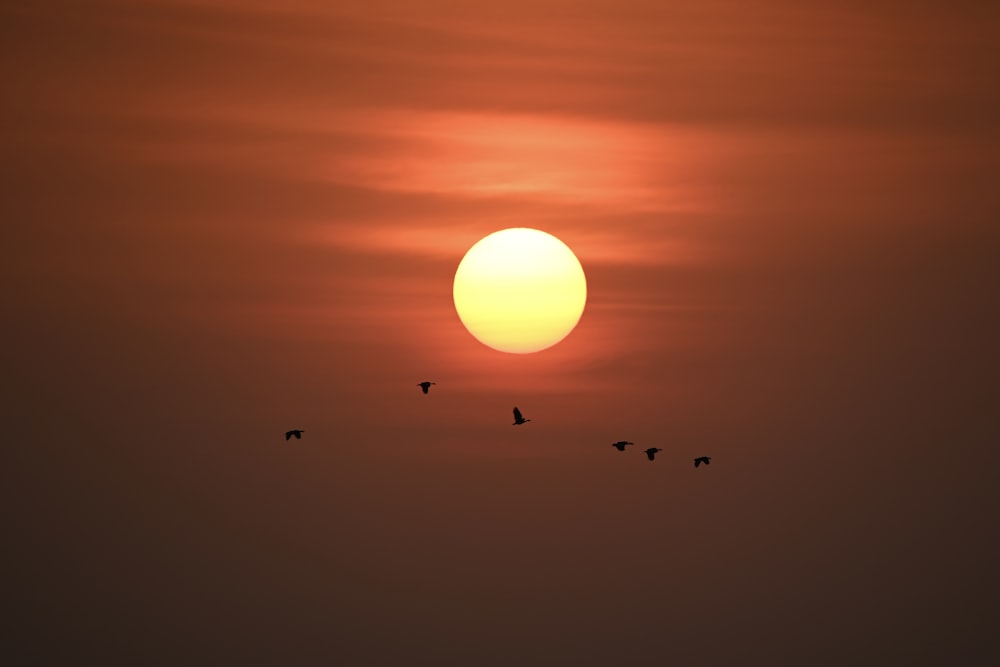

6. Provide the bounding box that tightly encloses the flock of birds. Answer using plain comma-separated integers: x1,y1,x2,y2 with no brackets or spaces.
611,439,713,466
284,381,713,468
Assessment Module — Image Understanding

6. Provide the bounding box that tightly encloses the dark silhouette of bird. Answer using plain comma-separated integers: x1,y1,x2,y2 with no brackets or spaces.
611,441,634,451
644,447,662,461
285,429,304,440
694,456,712,467
512,406,531,425
417,381,436,394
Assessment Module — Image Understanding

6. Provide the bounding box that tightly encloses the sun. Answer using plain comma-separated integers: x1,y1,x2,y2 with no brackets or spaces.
453,228,587,353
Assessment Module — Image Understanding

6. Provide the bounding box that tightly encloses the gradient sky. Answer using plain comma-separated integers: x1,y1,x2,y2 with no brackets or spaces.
3,1,998,664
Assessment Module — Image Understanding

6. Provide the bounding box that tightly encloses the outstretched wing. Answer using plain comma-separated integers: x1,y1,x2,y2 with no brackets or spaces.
285,431,293,440
694,459,701,467
513,406,523,421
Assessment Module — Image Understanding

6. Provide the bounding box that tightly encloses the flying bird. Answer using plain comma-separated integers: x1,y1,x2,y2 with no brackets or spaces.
285,429,304,440
512,406,531,425
417,381,436,394
611,441,634,451
644,447,663,461
694,456,712,467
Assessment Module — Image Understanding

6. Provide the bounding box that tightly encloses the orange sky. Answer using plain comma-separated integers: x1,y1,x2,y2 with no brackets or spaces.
3,1,998,663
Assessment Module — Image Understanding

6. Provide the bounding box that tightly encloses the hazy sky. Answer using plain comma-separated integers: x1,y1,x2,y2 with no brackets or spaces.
3,1,998,664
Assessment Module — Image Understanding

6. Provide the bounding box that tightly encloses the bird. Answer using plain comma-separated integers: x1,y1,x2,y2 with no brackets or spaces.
512,406,531,425
417,381,436,394
644,447,662,461
611,441,634,451
285,429,304,440
694,456,712,467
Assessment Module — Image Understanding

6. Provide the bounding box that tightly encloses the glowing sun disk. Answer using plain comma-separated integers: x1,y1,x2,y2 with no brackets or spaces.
453,228,587,353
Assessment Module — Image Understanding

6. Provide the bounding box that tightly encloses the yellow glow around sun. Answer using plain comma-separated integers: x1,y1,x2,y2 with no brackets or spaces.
453,228,587,353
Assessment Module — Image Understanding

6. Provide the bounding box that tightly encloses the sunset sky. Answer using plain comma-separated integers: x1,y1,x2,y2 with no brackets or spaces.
3,1,998,664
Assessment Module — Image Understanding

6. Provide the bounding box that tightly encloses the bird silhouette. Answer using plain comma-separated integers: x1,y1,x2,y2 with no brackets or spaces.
644,447,662,461
611,441,634,451
694,456,712,467
512,406,531,425
285,429,304,440
417,381,436,394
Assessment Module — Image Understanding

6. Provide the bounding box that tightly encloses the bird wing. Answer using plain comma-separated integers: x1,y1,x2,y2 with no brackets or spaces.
285,431,292,440
513,407,523,421
694,459,701,467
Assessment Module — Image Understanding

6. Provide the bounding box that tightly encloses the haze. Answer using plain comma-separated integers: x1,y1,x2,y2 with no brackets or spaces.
2,1,998,664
